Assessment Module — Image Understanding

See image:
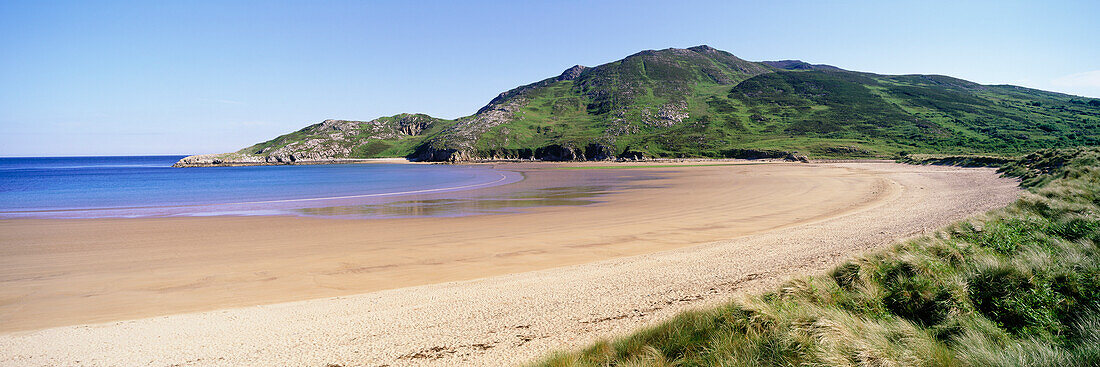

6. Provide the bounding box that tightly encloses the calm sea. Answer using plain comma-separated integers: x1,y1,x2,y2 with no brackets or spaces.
0,156,521,218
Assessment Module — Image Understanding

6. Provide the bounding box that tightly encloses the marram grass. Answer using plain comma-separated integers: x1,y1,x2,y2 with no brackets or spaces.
530,147,1100,367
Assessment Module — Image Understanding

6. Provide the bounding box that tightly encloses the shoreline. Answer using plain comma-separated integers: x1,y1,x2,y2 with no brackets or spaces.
4,161,885,332
170,155,891,167
171,156,423,167
0,167,522,219
0,162,1022,366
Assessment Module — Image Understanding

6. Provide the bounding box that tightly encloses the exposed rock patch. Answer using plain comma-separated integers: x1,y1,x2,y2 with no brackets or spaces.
174,114,441,167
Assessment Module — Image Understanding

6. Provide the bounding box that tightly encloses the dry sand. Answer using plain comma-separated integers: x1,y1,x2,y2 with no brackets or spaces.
0,162,1020,366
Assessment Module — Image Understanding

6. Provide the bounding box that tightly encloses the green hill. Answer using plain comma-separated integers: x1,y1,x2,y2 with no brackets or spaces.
175,46,1100,165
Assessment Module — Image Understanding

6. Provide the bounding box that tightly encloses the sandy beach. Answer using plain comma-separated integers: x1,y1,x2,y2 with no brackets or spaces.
0,162,1021,366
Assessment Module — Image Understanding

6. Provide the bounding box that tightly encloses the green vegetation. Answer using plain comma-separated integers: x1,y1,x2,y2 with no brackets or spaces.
231,113,457,161
531,147,1100,367
898,154,1018,168
412,47,1100,161
210,46,1100,163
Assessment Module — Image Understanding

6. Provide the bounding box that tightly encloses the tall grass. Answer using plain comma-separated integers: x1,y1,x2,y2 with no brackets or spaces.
531,147,1100,367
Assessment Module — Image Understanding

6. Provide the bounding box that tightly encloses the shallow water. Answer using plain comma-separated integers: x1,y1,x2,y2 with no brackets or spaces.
0,156,544,218
295,185,614,218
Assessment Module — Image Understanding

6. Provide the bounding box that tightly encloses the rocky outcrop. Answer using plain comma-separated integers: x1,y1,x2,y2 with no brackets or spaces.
557,65,587,81
408,146,471,162
171,153,268,167
719,149,809,162
412,96,529,162
174,114,443,167
409,142,618,163
254,120,358,163
171,151,367,167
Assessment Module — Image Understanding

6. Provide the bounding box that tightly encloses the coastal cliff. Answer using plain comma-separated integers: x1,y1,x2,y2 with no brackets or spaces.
175,45,1100,167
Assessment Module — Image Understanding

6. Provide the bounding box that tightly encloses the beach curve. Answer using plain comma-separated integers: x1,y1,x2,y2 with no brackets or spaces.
0,162,1021,366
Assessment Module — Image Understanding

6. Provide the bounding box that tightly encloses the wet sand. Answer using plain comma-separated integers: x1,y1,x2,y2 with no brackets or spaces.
0,162,884,332
0,162,1021,366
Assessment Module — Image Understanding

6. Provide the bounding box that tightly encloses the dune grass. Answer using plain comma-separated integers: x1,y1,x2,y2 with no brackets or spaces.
530,147,1100,367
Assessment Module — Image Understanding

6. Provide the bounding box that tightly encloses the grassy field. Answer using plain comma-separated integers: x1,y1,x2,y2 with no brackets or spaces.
530,147,1100,367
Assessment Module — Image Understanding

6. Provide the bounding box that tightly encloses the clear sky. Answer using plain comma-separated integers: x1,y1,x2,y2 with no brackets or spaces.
1,0,1098,156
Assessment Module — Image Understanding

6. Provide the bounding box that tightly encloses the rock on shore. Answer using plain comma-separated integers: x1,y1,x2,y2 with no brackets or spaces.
172,153,268,167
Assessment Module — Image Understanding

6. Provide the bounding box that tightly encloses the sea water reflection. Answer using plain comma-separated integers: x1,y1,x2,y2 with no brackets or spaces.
295,185,614,218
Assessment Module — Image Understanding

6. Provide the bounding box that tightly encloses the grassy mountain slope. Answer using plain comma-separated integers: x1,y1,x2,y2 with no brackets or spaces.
176,46,1100,165
760,59,843,71
411,45,776,161
723,72,1100,157
240,113,453,162
173,113,454,166
531,147,1100,366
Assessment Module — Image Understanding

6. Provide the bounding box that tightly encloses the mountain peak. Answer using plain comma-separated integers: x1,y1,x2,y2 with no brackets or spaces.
687,45,719,53
557,65,588,81
626,45,729,59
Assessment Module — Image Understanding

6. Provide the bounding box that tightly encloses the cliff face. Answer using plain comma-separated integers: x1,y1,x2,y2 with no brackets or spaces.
175,45,1100,166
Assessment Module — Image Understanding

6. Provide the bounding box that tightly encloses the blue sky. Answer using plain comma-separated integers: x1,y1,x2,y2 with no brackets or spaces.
1,0,1098,156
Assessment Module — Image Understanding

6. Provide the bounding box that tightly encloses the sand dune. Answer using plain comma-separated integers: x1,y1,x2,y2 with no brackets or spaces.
0,162,1020,366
